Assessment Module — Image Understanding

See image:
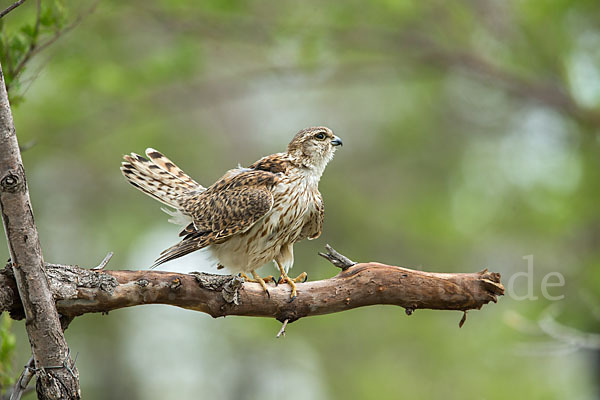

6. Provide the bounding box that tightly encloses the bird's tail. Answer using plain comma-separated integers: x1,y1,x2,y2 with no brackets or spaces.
120,148,205,209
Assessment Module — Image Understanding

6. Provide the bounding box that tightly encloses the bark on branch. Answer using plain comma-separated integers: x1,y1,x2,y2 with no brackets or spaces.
0,248,504,326
0,62,80,399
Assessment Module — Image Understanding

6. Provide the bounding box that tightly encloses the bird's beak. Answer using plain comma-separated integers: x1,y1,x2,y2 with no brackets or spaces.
331,136,343,147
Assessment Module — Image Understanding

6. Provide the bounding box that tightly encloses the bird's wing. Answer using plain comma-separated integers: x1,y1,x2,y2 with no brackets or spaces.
249,152,290,173
300,191,324,241
153,169,278,267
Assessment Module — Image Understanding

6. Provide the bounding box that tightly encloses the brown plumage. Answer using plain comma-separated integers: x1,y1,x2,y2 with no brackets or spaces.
121,127,342,295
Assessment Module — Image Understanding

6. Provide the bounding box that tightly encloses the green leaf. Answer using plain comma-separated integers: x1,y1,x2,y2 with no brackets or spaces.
9,94,25,107
20,23,37,40
9,35,27,55
39,6,57,27
0,314,15,390
53,0,68,29
39,0,69,31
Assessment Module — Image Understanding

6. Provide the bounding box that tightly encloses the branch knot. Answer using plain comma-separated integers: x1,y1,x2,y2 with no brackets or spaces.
1,172,23,193
191,272,243,305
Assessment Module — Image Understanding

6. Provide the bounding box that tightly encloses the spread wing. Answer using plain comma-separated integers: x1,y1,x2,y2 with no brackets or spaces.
299,191,324,241
153,169,278,267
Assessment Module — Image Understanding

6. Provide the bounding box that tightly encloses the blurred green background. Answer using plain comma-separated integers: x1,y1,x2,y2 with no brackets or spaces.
1,0,599,399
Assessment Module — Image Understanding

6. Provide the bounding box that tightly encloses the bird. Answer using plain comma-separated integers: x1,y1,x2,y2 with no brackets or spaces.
120,126,342,299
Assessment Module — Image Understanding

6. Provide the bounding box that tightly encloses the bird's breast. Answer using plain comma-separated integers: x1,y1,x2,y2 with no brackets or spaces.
210,176,319,273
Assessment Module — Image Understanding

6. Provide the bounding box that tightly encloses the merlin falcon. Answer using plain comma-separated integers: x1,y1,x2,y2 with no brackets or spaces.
120,127,342,299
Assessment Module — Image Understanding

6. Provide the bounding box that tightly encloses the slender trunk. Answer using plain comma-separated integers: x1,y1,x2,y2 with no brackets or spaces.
0,64,80,399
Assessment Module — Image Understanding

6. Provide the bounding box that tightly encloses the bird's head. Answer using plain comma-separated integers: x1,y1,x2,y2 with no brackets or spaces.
287,126,342,175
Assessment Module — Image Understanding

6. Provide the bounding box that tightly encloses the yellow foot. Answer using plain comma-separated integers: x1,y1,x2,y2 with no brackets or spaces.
276,265,307,301
291,272,308,283
239,271,275,298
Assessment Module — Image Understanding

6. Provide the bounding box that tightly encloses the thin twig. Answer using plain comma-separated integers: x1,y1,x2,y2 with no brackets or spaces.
5,316,75,400
92,251,114,270
459,311,468,328
8,0,101,91
318,244,356,270
9,356,34,400
18,140,37,153
0,0,26,19
539,305,600,350
146,7,600,127
276,319,289,338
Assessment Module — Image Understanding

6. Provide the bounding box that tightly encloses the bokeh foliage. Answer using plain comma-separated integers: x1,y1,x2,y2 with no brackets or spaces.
0,315,16,396
0,0,599,399
0,0,73,105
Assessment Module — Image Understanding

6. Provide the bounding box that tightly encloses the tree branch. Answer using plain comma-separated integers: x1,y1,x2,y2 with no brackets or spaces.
0,250,504,326
146,8,600,129
0,62,80,399
6,316,75,400
8,356,34,400
318,244,356,270
0,0,26,19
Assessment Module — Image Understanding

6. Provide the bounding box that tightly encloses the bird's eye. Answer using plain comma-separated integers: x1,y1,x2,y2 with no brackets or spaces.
315,132,326,140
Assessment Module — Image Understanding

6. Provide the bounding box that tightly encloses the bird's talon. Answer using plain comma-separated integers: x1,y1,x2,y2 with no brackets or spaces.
302,274,308,283
288,295,296,303
246,271,273,297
